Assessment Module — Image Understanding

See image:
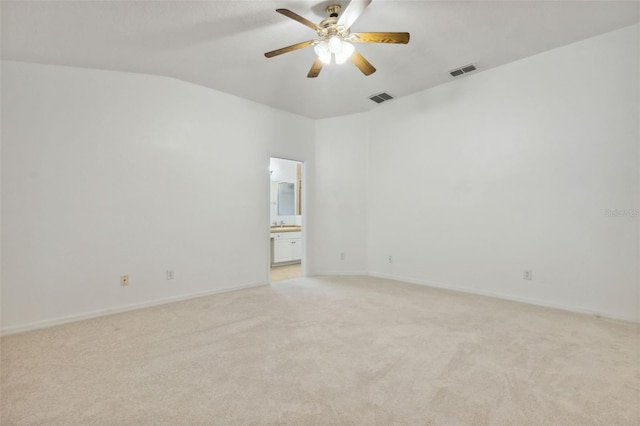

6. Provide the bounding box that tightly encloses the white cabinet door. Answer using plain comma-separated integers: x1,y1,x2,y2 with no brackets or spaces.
274,239,293,263
291,239,302,261
272,231,302,264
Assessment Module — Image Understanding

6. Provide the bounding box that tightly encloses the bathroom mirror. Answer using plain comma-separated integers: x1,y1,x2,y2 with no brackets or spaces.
277,182,295,216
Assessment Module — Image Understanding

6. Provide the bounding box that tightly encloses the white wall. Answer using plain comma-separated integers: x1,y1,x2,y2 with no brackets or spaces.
1,61,314,333
364,24,639,322
270,157,298,184
312,113,369,275
2,24,638,333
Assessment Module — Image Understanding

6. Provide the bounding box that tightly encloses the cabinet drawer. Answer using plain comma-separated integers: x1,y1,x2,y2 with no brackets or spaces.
272,231,301,240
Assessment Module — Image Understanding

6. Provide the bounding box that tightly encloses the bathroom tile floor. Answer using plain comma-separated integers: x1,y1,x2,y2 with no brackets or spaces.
270,263,301,282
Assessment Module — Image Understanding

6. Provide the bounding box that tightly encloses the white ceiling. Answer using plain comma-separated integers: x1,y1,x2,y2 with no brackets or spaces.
2,1,638,119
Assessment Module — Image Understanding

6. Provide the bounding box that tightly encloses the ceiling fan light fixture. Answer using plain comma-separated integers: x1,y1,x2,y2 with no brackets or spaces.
334,41,355,64
265,3,409,78
319,53,332,65
328,36,343,54
314,41,332,64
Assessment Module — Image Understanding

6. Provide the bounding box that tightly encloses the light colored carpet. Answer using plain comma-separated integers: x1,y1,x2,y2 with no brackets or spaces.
1,276,639,425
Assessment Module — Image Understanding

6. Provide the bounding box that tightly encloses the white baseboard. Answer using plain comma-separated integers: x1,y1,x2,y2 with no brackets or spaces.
368,272,639,324
1,282,268,336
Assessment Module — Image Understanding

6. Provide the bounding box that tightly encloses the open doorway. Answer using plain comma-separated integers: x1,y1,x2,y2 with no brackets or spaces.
269,157,303,282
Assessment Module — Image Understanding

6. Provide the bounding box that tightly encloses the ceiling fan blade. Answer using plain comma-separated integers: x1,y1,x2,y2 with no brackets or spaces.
337,0,372,29
307,58,323,78
264,40,315,58
350,32,410,44
350,50,376,76
276,9,320,31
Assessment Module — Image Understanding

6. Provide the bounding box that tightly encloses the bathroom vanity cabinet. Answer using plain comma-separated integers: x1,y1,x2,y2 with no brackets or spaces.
271,231,302,264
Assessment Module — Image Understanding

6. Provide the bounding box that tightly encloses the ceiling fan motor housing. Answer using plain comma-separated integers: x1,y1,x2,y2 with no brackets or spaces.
318,4,349,39
326,4,341,17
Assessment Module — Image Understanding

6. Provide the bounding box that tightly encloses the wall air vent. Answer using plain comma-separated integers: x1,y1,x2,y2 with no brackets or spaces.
449,64,477,77
369,92,394,104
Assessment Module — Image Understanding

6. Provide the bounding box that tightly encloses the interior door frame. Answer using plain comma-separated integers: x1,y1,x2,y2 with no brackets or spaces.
267,156,307,283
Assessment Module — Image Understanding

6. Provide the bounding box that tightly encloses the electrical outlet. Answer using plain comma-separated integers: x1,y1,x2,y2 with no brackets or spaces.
120,275,129,286
340,252,345,261
388,255,393,264
524,270,532,280
166,270,174,280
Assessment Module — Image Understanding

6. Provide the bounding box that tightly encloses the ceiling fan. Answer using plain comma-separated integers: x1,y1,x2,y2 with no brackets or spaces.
264,0,410,78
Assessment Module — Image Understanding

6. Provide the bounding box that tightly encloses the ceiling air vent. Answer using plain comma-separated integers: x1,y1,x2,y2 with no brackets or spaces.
369,92,394,104
449,64,477,77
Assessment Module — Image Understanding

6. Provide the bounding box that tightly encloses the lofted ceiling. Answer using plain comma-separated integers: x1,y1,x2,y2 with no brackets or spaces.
2,1,639,119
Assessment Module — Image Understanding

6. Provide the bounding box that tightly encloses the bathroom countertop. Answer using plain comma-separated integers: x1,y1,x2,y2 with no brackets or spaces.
270,226,302,233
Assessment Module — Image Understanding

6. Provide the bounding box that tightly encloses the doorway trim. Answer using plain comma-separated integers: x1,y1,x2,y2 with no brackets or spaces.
267,156,307,284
